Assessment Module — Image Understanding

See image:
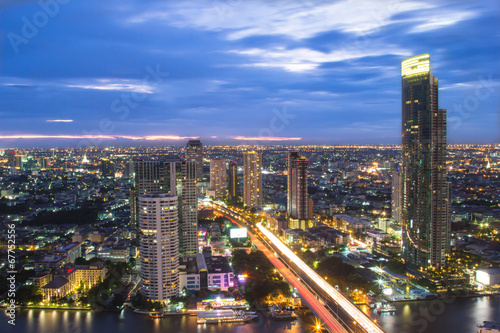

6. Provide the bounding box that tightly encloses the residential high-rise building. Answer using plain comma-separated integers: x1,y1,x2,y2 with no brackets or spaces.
210,158,226,199
227,161,238,201
287,152,309,220
401,53,450,269
243,151,262,208
132,159,198,257
139,193,179,301
391,164,402,224
186,139,203,181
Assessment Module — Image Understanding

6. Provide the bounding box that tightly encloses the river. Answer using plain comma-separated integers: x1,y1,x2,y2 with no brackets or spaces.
1,296,499,333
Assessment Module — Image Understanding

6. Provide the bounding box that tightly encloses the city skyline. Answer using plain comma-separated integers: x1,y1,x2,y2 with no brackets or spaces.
0,0,499,147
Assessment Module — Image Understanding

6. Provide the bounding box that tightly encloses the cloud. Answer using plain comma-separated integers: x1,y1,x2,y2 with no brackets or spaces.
46,119,74,123
408,10,477,33
230,136,302,141
63,80,155,94
1,77,156,93
125,1,436,40
0,134,116,140
143,135,198,140
0,134,198,141
229,46,410,72
0,0,496,145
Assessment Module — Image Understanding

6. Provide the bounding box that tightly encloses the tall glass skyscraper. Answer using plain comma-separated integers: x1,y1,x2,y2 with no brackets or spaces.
186,139,203,181
243,151,262,208
401,54,450,270
391,164,402,225
287,152,309,220
227,161,238,201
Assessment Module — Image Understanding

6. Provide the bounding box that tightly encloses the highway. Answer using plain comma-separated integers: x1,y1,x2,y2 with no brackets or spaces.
207,201,386,333
210,205,347,332
257,222,385,333
250,232,348,333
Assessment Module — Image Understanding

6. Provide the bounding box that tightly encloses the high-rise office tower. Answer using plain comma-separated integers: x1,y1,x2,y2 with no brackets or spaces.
401,54,450,269
227,161,238,201
186,139,203,181
133,159,198,257
210,158,226,199
124,160,135,179
391,164,403,224
287,152,309,220
6,150,16,168
130,187,137,226
243,151,262,208
139,193,179,301
101,158,114,178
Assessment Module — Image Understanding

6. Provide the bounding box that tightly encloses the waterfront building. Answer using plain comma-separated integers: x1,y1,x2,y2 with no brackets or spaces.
132,159,198,257
401,54,450,269
139,194,179,301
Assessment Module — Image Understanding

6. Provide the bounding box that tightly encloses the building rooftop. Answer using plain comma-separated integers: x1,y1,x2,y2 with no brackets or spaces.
477,267,500,275
42,276,69,289
205,255,232,274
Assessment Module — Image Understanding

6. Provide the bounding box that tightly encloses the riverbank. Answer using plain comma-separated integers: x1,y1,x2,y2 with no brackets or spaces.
0,305,92,311
389,292,500,303
133,309,190,317
0,306,316,333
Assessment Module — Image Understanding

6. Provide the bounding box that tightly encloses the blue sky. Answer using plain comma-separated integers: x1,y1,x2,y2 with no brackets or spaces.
0,0,499,147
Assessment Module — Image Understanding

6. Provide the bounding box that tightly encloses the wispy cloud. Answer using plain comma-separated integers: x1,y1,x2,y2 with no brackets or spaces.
1,77,156,93
125,1,437,40
0,134,198,141
408,10,477,33
143,135,198,140
230,46,410,72
0,134,116,140
46,119,74,123
64,80,155,94
230,136,302,141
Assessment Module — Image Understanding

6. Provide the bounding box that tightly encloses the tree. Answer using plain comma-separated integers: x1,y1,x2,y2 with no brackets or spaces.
75,257,88,265
111,293,125,308
16,286,43,305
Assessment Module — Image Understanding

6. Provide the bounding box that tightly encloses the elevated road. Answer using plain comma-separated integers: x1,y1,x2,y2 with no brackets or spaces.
251,233,348,333
257,222,385,333
207,204,347,332
207,201,386,333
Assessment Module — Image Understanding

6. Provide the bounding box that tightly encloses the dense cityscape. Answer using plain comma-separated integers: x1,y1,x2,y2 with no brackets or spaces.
1,1,499,333
1,140,500,332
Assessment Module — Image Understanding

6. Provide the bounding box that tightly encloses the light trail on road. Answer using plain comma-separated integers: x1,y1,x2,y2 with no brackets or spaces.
252,236,348,333
257,223,386,333
212,207,347,333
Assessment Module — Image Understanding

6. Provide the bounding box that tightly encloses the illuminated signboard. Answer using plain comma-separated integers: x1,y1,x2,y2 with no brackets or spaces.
476,270,490,285
230,228,247,239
